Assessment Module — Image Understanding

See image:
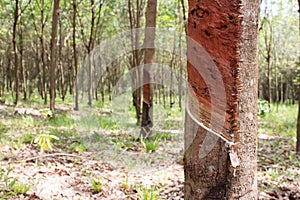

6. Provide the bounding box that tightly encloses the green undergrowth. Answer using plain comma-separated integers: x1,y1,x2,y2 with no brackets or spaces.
0,166,31,199
258,103,297,137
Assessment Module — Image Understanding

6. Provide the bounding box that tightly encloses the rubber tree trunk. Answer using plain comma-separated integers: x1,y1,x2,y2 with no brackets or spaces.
296,0,300,154
13,0,19,105
141,0,157,137
184,0,259,199
50,0,60,110
73,0,79,111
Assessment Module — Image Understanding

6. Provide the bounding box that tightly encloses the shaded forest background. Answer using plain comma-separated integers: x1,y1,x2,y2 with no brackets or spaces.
0,0,298,109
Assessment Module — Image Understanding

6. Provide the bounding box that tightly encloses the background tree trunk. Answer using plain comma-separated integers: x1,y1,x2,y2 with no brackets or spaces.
184,0,259,199
50,0,60,110
13,0,19,105
73,0,79,110
296,0,300,154
141,0,157,137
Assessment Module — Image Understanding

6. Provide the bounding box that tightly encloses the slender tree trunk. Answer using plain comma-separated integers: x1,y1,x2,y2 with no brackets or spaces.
0,57,2,97
264,23,273,104
128,0,143,125
19,23,27,101
184,0,259,199
50,0,60,110
39,0,48,104
296,0,300,154
178,0,183,111
141,0,157,137
13,0,19,105
73,0,79,110
87,0,96,106
58,16,65,101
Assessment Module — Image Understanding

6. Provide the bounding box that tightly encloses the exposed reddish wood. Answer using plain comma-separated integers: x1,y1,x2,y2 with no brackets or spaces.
187,0,243,142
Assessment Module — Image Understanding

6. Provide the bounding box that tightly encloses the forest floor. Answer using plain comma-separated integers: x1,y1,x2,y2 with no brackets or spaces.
0,100,300,200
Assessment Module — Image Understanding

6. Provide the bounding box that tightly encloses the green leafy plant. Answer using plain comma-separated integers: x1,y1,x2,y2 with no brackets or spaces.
121,174,130,190
34,133,59,152
11,182,31,195
153,132,170,141
18,132,33,145
40,108,55,120
135,185,161,200
90,178,102,193
266,168,280,181
141,138,160,153
258,99,270,117
74,144,87,153
0,166,31,198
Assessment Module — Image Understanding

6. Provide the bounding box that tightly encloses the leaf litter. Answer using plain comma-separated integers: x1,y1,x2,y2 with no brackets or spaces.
0,104,299,199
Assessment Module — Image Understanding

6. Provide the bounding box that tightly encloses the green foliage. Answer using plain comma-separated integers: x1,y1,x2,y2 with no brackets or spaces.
16,132,34,147
34,133,59,152
121,174,130,190
11,182,31,195
135,185,161,200
74,143,87,153
0,166,31,198
266,168,280,181
258,99,270,116
40,108,55,120
153,132,170,141
0,122,5,134
141,138,160,153
98,116,117,130
90,178,102,193
258,104,297,137
47,113,74,127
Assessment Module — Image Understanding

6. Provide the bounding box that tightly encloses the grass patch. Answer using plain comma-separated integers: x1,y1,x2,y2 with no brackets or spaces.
91,178,102,193
141,138,160,153
153,132,170,141
258,103,297,137
47,113,75,127
0,166,31,198
135,185,161,200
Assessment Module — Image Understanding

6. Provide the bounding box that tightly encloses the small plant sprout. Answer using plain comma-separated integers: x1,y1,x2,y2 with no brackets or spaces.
141,138,160,153
121,173,130,190
90,178,102,193
0,166,31,197
34,133,59,152
135,185,161,200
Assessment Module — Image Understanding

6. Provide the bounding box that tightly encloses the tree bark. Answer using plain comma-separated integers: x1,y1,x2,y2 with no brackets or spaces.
296,0,300,154
128,0,143,125
40,0,48,105
141,0,157,137
184,0,259,199
13,0,19,105
73,0,79,110
50,0,60,110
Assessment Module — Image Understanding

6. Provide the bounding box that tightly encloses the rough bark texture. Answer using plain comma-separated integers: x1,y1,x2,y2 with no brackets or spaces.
141,0,157,137
184,0,259,199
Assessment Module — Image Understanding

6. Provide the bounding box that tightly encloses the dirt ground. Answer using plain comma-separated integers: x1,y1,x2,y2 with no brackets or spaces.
0,104,300,199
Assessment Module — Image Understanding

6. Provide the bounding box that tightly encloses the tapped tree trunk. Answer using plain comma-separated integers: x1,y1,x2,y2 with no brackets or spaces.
141,0,157,137
184,0,259,199
50,0,60,110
